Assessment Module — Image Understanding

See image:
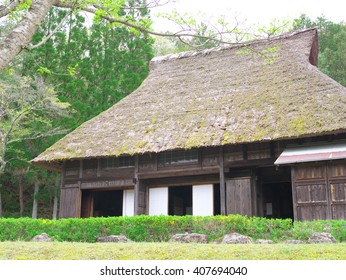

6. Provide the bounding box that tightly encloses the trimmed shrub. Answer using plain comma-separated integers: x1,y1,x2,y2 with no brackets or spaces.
0,215,345,243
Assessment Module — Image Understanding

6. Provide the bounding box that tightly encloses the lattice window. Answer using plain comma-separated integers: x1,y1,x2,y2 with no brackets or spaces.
158,149,198,166
102,156,135,169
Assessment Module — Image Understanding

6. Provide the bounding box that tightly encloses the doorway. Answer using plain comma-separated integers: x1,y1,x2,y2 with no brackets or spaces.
148,184,220,216
169,186,192,215
261,182,293,219
81,189,124,217
258,167,293,219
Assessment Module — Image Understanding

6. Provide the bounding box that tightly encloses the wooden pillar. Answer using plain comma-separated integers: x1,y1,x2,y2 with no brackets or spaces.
97,158,101,177
325,164,332,220
134,155,147,215
290,167,298,221
79,159,83,179
219,147,226,215
58,162,65,219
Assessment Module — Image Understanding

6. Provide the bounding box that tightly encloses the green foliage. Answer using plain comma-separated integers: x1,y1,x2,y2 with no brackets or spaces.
294,14,346,86
154,10,249,55
21,5,154,127
1,2,154,218
0,73,68,174
1,215,345,243
291,220,346,242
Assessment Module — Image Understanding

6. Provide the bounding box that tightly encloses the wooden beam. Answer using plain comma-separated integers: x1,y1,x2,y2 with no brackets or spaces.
243,144,248,160
134,155,147,215
270,141,276,158
325,164,332,220
219,147,226,215
61,161,66,187
79,159,83,179
97,159,101,177
145,174,219,187
291,167,298,221
224,158,275,168
138,167,219,179
134,155,140,215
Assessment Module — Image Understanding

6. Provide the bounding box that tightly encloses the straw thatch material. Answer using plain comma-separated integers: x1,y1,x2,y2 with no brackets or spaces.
32,29,346,170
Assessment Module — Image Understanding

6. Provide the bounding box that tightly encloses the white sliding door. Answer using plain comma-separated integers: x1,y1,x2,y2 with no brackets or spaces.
149,187,168,215
193,184,214,216
122,189,134,216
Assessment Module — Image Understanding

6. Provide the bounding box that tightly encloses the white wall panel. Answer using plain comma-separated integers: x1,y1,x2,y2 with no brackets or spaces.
149,187,168,215
122,189,134,216
193,184,214,216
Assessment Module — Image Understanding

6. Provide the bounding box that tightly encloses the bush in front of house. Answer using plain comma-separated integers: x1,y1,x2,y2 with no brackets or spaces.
0,215,345,243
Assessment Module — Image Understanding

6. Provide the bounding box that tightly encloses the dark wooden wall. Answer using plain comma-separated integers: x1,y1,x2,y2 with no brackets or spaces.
292,160,346,221
226,177,254,216
59,136,346,220
60,142,281,218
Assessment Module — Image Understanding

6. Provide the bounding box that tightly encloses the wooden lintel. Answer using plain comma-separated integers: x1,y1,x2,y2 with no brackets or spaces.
138,167,219,180
80,179,134,189
144,174,219,187
224,158,275,168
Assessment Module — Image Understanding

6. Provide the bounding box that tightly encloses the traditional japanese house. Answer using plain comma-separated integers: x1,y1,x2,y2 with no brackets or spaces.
32,28,346,221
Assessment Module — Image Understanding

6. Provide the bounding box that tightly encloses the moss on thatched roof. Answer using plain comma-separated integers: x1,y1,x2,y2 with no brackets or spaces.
32,29,346,170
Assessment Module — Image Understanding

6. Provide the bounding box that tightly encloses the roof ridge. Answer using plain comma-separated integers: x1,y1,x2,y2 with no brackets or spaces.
151,28,317,63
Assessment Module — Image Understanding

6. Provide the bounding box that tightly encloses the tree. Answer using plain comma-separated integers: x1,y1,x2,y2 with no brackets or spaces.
0,4,153,218
294,14,346,86
20,6,153,123
0,73,68,217
0,0,245,71
0,1,155,218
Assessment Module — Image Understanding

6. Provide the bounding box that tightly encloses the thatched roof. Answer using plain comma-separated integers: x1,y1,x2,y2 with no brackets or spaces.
32,28,346,170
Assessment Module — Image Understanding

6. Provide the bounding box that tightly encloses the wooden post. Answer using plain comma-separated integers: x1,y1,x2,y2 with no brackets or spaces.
97,158,101,177
291,166,298,221
134,155,139,215
219,147,226,215
79,159,83,179
325,164,332,219
134,155,147,215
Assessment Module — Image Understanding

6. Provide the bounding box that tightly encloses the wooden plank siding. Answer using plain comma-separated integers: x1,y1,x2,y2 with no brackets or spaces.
329,161,346,219
60,142,346,220
226,177,253,216
60,142,276,218
59,186,81,218
62,143,277,188
292,160,346,221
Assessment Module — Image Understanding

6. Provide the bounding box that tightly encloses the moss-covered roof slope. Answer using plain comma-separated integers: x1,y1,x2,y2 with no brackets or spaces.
32,29,346,169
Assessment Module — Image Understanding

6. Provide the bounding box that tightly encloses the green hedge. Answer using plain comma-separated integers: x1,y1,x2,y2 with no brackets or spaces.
0,215,346,243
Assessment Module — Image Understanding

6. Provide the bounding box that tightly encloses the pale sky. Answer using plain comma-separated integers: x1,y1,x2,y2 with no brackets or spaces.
152,0,345,31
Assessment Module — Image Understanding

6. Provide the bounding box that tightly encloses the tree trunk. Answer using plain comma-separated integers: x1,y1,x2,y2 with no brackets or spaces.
52,194,58,219
0,0,54,71
19,172,24,217
32,181,39,219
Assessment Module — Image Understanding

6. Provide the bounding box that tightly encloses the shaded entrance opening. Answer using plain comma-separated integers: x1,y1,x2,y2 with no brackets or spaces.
213,184,221,215
259,167,293,219
81,189,123,217
262,182,293,219
167,184,220,216
169,186,192,215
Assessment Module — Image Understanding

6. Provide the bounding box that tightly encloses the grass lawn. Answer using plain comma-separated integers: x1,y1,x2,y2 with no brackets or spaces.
0,242,345,260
